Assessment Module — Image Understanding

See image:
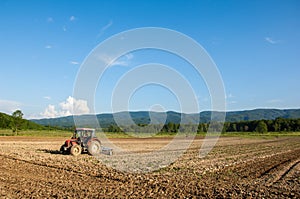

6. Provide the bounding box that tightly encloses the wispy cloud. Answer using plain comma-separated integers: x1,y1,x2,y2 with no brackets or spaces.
97,20,113,37
225,93,237,105
43,96,51,100
62,25,67,32
126,53,133,60
45,45,52,49
97,53,133,67
199,96,209,102
267,99,282,103
70,15,77,21
0,99,21,114
265,37,280,44
227,100,237,104
226,93,234,99
47,17,54,23
70,61,80,65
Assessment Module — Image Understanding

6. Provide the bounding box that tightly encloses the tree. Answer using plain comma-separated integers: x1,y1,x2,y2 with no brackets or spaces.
231,123,237,132
107,124,123,133
255,120,268,133
11,110,24,135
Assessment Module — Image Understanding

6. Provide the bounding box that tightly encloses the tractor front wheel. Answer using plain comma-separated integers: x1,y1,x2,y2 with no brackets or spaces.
70,145,82,156
88,141,101,155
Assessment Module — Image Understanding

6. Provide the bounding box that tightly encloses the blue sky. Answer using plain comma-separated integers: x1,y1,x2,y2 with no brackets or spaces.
0,0,299,118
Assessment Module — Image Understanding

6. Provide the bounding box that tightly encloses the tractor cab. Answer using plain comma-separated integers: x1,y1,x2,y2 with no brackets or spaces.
73,128,94,145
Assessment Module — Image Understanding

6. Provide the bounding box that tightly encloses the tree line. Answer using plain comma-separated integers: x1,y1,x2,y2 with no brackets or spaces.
104,117,300,134
221,117,300,133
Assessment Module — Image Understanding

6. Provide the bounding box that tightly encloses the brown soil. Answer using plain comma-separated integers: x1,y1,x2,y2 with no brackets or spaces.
0,136,299,198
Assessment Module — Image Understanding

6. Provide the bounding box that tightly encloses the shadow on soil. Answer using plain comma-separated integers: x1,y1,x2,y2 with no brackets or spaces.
36,149,62,155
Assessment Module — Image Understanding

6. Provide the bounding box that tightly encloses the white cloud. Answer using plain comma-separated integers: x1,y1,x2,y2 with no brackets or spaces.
126,53,133,60
97,20,113,37
70,61,80,65
227,100,237,104
45,45,52,49
226,93,237,105
97,53,133,67
40,96,90,118
0,99,21,114
43,96,51,100
197,95,209,102
60,96,90,115
70,16,76,21
226,93,234,99
265,37,280,44
41,104,58,118
267,99,282,103
47,17,54,23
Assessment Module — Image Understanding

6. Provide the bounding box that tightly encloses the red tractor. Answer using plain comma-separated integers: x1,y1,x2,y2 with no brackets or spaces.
60,128,101,156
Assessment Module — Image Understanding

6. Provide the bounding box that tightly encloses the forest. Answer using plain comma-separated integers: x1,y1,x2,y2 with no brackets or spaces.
104,117,300,134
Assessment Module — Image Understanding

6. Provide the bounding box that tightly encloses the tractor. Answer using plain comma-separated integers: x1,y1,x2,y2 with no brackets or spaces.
60,128,101,156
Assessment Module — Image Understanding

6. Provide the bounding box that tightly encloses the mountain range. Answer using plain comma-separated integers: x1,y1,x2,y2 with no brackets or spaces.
31,108,300,128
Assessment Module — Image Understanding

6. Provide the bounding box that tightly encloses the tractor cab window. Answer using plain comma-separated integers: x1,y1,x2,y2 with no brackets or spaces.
73,130,83,139
83,131,89,138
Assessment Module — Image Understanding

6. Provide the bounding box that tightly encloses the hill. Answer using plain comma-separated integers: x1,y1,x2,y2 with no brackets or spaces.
0,112,46,130
31,108,300,128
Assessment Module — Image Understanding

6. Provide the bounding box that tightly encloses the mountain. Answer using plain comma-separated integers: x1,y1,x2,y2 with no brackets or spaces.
31,108,300,128
225,109,300,121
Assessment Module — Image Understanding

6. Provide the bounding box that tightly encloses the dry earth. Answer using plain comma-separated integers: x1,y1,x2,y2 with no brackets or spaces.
0,136,299,198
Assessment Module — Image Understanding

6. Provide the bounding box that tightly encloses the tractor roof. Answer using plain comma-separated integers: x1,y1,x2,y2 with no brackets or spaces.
75,128,95,131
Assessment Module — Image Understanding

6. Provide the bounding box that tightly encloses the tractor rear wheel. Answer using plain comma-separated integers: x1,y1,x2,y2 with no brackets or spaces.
88,141,101,155
70,145,82,156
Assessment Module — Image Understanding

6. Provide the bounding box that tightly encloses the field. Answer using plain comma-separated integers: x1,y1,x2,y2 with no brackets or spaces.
0,135,299,198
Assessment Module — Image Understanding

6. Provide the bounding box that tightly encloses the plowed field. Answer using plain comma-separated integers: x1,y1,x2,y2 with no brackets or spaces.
0,136,299,198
